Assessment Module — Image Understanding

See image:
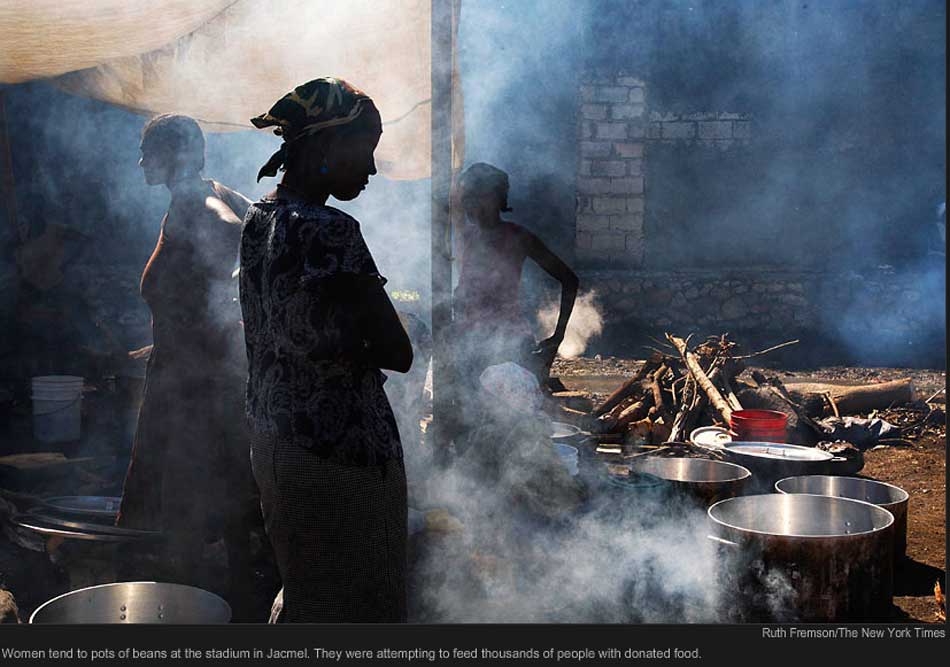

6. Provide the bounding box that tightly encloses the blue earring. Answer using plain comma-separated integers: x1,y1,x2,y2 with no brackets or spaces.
319,162,329,175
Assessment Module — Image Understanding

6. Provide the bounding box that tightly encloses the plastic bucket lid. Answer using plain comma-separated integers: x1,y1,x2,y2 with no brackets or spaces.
32,376,84,386
32,376,84,400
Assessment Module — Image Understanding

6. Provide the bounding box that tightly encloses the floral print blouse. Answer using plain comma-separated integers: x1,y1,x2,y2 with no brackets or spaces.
239,193,402,466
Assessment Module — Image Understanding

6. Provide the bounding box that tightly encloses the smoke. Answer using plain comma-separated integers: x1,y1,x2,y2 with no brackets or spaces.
537,289,603,358
411,452,733,623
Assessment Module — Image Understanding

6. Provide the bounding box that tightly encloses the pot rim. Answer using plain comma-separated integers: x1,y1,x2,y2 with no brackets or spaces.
774,475,909,507
29,581,231,624
632,457,752,484
707,493,895,540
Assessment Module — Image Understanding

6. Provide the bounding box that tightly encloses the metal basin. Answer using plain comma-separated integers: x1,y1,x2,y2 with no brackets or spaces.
30,582,231,624
708,494,894,621
630,457,751,506
775,475,909,562
39,496,121,518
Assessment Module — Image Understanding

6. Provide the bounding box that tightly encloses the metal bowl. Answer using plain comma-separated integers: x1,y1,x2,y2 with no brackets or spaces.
30,582,231,624
775,475,909,561
630,457,751,505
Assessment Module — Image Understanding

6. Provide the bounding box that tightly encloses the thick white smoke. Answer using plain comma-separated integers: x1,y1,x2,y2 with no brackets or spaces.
537,290,604,358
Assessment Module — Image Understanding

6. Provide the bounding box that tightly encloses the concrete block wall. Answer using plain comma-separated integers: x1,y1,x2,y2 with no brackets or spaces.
575,71,753,268
576,74,648,267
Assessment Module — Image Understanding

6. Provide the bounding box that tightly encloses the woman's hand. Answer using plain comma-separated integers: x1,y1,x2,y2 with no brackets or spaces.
534,335,563,367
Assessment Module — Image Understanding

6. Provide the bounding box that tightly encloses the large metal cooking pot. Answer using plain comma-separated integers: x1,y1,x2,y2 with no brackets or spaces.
629,457,751,506
722,442,834,492
775,475,909,563
708,494,894,621
30,582,231,624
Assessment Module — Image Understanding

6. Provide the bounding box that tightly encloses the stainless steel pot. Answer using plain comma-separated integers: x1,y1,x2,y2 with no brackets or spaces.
629,457,751,506
30,582,231,624
775,475,909,562
723,442,834,492
708,494,894,621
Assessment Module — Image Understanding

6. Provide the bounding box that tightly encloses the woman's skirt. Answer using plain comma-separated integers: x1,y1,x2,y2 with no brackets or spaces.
250,431,408,623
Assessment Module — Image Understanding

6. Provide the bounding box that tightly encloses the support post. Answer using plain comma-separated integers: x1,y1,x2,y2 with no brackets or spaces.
430,0,455,465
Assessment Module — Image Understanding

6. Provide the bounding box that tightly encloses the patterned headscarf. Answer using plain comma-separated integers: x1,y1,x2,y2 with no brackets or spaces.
251,77,373,181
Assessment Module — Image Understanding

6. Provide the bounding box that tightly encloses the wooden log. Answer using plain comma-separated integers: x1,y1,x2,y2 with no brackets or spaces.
623,417,653,447
720,373,743,412
670,393,708,442
667,335,733,423
593,353,663,417
648,364,670,422
615,396,654,429
787,379,916,416
551,391,595,413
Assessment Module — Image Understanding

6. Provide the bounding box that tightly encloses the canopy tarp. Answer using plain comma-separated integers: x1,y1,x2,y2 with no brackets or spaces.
1,0,462,179
0,1,234,83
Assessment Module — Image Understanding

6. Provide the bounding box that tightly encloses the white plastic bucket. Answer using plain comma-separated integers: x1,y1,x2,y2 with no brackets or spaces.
31,376,83,443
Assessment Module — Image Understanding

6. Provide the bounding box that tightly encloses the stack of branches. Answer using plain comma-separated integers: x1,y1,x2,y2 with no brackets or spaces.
591,333,800,448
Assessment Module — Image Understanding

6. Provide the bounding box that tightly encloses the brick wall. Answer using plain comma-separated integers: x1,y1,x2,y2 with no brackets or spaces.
576,74,648,267
573,72,944,365
575,71,753,269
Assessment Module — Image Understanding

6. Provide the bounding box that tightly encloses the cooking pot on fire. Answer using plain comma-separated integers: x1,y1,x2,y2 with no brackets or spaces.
708,494,894,621
30,582,231,624
628,457,751,506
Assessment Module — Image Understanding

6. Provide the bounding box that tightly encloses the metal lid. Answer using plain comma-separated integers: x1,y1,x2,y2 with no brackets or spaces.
724,442,835,462
690,426,733,450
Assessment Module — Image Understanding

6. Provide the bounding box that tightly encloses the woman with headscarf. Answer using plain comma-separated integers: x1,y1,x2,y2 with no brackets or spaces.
117,114,266,620
241,78,412,623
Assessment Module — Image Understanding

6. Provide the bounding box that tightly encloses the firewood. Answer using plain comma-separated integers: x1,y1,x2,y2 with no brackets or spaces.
616,396,654,430
623,418,653,447
593,353,663,417
649,365,671,423
669,386,707,443
557,405,591,428
935,580,946,622
652,417,672,444
551,391,594,413
667,334,733,423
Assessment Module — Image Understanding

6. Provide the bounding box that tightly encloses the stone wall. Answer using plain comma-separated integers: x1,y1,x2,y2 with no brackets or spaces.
579,267,945,365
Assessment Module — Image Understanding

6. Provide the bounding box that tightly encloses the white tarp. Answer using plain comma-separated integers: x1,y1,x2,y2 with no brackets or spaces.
0,0,234,83
1,0,461,179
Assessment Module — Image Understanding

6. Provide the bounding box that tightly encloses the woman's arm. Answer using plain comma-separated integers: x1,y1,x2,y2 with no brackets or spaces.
522,229,579,359
354,279,414,373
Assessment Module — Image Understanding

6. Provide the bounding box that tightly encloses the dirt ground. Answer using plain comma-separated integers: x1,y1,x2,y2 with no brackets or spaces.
553,356,947,623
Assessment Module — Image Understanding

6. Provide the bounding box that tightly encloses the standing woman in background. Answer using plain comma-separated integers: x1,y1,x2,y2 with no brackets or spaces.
241,78,412,622
117,114,266,621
